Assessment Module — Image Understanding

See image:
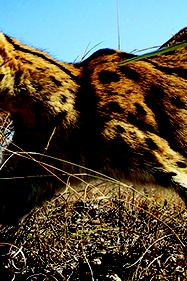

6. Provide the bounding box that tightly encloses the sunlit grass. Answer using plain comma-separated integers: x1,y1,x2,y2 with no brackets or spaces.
120,41,187,65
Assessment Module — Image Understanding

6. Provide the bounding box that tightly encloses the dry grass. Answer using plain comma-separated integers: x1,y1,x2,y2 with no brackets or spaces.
0,179,186,281
0,111,13,157
0,111,186,281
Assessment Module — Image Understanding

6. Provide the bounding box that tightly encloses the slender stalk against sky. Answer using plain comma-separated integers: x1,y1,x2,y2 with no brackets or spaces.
116,0,121,50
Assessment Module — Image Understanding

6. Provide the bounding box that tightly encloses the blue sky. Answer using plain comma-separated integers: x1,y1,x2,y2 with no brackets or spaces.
0,1,186,62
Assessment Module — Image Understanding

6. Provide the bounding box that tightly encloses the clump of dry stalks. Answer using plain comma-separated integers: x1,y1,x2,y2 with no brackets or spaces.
0,111,186,281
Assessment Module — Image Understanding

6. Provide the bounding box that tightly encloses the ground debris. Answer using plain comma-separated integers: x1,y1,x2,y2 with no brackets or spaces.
0,183,186,281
